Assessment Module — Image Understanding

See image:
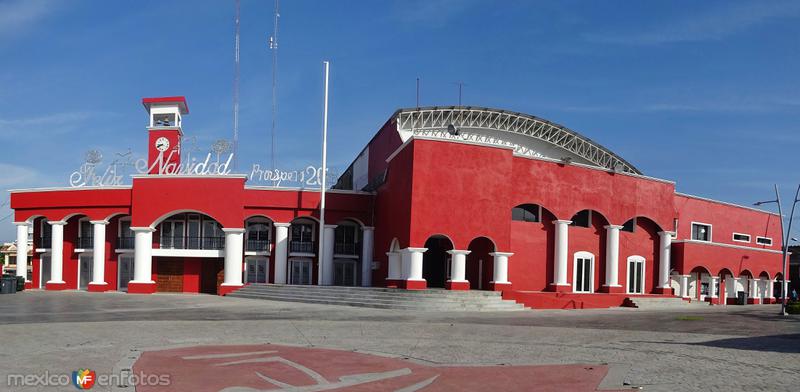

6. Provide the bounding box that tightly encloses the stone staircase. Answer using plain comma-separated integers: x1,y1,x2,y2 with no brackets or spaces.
227,284,526,312
626,296,711,310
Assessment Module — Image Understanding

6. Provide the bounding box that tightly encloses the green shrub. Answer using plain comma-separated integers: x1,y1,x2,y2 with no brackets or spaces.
786,301,800,315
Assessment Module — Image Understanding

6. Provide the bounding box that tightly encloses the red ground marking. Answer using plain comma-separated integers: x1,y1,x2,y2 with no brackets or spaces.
133,344,622,391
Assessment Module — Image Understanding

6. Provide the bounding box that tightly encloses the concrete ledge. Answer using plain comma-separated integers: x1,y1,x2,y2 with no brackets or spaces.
489,281,512,292
403,279,427,290
127,282,157,294
218,284,243,296
445,280,470,290
547,283,572,293
600,285,625,294
88,283,111,292
45,282,68,291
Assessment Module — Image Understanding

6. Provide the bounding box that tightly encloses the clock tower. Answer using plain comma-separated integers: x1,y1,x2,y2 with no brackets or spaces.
142,96,188,174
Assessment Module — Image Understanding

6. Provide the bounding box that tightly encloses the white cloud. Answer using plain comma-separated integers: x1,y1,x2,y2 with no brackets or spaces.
0,163,47,189
0,0,58,41
586,1,800,45
393,0,479,27
0,111,108,139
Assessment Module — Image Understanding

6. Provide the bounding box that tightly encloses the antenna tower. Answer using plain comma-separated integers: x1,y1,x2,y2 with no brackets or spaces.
269,0,280,171
232,0,241,169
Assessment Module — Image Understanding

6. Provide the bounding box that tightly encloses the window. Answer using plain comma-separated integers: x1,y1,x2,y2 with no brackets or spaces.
691,223,711,242
622,218,636,233
570,210,591,228
756,237,773,246
732,233,751,243
118,219,134,249
78,219,93,249
246,222,271,252
334,225,359,255
291,224,314,243
511,204,540,223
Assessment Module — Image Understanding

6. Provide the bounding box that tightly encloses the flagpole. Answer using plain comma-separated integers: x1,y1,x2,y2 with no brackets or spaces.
318,61,330,286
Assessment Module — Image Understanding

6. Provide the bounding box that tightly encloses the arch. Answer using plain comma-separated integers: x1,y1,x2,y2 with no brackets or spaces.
103,211,131,222
244,213,276,222
739,269,754,278
292,214,320,224
422,234,455,288
718,267,735,277
389,238,400,252
466,236,496,290
23,214,46,224
149,209,223,229
245,216,273,253
690,265,711,275
568,209,610,228
621,215,664,234
335,217,366,228
511,203,542,223
60,212,89,222
759,271,771,280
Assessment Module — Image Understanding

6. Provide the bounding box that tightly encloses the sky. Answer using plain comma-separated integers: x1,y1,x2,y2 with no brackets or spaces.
0,0,799,241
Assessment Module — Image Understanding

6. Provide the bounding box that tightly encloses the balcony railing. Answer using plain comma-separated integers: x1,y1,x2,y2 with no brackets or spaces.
117,236,134,249
36,236,52,249
334,242,359,255
77,237,94,249
289,240,315,254
246,239,271,252
160,236,225,250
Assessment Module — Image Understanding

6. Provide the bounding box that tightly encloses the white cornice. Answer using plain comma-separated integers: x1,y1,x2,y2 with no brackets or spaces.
9,185,132,193
672,239,782,254
675,192,780,217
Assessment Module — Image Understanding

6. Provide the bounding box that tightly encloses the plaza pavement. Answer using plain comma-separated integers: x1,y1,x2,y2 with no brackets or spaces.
0,290,798,391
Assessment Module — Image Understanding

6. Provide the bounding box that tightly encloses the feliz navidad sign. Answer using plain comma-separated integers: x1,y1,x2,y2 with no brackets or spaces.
69,139,336,188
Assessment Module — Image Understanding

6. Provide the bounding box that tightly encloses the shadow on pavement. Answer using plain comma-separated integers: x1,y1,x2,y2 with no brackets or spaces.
628,333,800,354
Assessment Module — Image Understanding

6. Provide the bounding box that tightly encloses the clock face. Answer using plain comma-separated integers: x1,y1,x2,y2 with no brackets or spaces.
155,137,170,152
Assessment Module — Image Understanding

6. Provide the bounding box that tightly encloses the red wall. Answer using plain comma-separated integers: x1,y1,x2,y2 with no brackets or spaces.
674,194,782,248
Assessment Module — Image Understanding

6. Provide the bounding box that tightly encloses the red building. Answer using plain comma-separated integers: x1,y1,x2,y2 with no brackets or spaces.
9,97,786,307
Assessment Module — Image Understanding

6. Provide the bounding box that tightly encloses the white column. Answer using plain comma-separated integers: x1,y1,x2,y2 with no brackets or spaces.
680,275,689,298
222,228,245,286
749,278,758,301
553,220,572,287
131,227,155,284
48,221,67,285
603,225,623,288
490,252,513,285
657,231,673,289
273,223,290,284
14,222,30,282
446,250,470,284
321,224,336,285
709,276,718,298
90,220,108,285
401,247,427,282
360,227,374,287
386,252,401,280
767,279,775,299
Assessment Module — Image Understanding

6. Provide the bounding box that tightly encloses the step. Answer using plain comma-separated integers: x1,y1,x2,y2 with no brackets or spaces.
229,292,524,311
239,284,503,297
234,288,508,304
227,285,525,311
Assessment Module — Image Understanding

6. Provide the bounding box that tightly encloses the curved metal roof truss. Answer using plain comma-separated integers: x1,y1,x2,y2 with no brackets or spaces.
395,107,641,175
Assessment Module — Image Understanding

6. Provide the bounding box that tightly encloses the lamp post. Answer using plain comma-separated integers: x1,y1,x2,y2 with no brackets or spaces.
754,183,800,316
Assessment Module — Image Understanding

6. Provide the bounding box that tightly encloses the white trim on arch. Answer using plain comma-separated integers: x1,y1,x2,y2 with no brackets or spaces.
626,255,646,294
573,251,595,293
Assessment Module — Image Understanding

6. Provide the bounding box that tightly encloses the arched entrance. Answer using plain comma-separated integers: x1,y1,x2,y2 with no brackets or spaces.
466,237,495,290
422,235,453,288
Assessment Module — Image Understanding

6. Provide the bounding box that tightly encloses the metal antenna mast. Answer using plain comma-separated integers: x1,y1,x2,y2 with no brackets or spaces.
268,0,280,171
232,0,241,170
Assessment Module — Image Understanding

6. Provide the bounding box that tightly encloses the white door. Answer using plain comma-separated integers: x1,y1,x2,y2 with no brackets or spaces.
290,259,312,285
118,255,134,291
333,260,356,286
245,257,269,284
574,256,593,293
627,257,645,294
40,254,51,288
79,255,92,290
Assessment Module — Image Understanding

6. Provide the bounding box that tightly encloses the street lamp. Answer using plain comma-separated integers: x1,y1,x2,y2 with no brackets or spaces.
754,183,800,316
